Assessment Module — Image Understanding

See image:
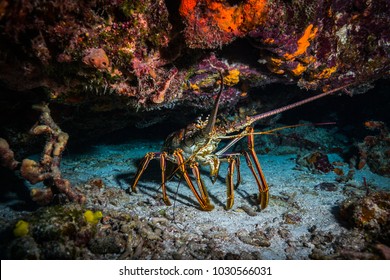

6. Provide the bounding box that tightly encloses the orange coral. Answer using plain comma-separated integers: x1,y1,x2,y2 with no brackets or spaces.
263,38,275,44
291,63,307,76
284,24,318,61
207,1,240,35
223,69,240,86
241,1,268,30
266,24,319,78
180,0,267,37
179,0,198,19
364,120,385,130
266,57,285,74
207,0,267,35
313,65,338,79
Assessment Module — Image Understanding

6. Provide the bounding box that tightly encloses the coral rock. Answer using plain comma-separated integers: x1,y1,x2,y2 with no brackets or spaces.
340,191,390,243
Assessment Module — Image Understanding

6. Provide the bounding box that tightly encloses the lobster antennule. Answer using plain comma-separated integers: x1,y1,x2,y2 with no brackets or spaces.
204,71,224,135
246,83,352,127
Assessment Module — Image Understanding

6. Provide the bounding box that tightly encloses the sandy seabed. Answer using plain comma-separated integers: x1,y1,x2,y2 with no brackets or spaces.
1,135,389,260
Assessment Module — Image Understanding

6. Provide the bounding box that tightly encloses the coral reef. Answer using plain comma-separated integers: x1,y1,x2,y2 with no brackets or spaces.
0,0,388,110
254,0,390,89
1,169,389,260
181,0,390,89
0,0,176,105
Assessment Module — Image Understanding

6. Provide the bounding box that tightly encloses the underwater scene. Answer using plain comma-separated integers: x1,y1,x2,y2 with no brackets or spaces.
1,83,389,260
0,0,390,260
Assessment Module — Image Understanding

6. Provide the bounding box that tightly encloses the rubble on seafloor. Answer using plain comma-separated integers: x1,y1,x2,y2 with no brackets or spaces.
1,171,389,260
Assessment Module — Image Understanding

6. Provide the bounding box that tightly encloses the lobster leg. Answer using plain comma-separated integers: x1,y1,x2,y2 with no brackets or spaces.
132,152,172,205
130,152,156,193
234,156,241,189
190,162,211,205
243,127,269,210
215,153,241,209
174,150,214,211
226,156,237,209
160,152,172,206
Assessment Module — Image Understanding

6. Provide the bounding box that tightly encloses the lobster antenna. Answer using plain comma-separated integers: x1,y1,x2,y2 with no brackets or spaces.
204,70,224,135
216,122,336,156
246,83,352,126
172,177,183,223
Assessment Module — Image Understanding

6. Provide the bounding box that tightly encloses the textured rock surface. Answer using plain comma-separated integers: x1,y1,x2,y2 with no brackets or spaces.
0,0,389,112
0,0,389,186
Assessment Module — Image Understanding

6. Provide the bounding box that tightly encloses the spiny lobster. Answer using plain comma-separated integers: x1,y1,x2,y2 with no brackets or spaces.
129,72,351,211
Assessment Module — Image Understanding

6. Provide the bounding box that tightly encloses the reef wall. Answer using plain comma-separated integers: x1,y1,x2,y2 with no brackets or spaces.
0,0,389,151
